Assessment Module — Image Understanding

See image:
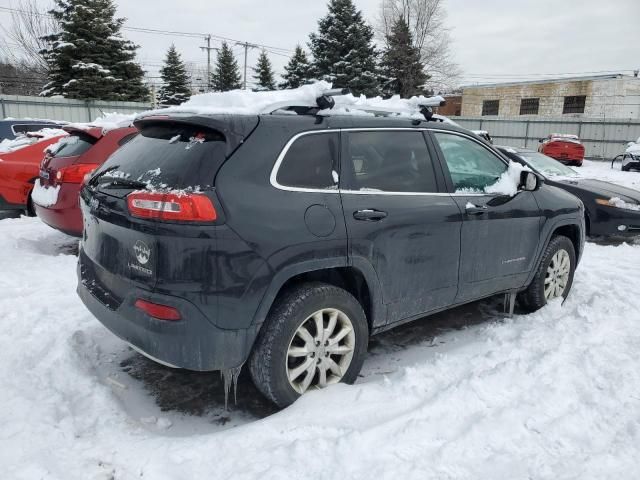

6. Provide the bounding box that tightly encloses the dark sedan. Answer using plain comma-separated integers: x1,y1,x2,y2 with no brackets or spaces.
497,146,640,237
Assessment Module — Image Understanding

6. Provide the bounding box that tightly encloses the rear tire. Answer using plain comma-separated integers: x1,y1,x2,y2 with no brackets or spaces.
26,191,36,217
249,282,368,408
519,235,576,312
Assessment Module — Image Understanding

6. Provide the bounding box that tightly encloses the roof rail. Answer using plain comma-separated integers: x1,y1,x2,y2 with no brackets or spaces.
260,89,447,122
259,88,351,114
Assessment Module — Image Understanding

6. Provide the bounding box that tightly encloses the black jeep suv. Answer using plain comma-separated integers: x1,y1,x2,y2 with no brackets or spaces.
77,106,585,407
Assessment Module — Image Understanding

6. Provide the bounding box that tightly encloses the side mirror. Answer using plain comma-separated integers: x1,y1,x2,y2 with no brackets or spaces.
520,171,540,191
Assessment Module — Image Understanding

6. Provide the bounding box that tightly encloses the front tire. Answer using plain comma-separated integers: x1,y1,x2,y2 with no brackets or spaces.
520,235,576,312
249,282,368,408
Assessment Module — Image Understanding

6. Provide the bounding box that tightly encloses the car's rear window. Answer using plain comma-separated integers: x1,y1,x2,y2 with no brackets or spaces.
92,123,226,191
49,133,96,158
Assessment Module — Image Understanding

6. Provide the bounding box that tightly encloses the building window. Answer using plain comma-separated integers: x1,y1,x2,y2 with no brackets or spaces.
519,98,540,115
481,100,499,116
563,95,586,114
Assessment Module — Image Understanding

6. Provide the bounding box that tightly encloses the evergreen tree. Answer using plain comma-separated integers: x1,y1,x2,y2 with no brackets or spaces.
252,50,276,91
308,0,379,97
279,45,312,89
380,16,429,98
40,0,148,101
157,44,191,105
211,42,242,92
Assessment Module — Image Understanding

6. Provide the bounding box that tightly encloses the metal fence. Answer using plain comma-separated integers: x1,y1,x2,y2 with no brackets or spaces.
0,94,152,123
455,117,640,160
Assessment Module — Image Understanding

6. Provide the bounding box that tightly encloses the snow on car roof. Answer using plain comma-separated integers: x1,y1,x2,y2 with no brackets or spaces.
138,81,446,121
0,128,68,154
65,113,135,133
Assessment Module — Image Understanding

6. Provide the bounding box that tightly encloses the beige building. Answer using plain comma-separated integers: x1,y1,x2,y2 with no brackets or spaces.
461,74,640,119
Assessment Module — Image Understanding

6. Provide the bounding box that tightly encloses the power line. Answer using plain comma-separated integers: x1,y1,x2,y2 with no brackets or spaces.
0,6,295,54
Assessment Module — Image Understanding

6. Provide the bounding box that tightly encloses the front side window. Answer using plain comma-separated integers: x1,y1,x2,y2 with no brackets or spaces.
434,132,507,192
276,133,339,190
345,131,438,193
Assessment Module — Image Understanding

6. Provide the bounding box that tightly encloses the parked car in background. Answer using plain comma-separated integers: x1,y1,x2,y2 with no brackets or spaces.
77,97,585,409
538,133,585,166
0,119,66,142
0,130,67,215
620,138,640,171
498,146,640,237
33,124,137,236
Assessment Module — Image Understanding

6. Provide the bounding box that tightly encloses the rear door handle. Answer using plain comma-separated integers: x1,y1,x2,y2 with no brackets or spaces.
465,203,489,215
353,209,388,221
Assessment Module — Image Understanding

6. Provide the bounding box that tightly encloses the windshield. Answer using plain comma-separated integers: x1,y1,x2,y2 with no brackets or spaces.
518,151,578,177
90,123,226,191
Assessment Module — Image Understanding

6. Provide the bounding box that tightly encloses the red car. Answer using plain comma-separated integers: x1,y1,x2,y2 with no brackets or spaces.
538,134,585,166
33,125,137,236
0,132,67,215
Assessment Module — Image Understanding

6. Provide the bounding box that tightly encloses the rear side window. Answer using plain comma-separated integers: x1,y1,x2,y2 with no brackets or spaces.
92,123,226,190
344,131,438,193
49,133,96,157
276,133,339,189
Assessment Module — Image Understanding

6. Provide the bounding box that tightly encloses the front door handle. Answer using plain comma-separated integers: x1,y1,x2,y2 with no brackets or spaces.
353,209,388,221
465,203,489,215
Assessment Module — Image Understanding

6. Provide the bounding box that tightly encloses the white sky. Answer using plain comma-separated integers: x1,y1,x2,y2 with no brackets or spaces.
2,0,640,90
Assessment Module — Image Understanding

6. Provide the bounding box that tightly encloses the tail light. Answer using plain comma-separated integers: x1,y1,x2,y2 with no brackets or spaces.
127,191,217,222
135,299,181,321
55,163,100,184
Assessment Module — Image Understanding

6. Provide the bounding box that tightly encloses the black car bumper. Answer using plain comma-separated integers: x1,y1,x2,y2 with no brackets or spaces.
589,207,640,237
77,251,257,371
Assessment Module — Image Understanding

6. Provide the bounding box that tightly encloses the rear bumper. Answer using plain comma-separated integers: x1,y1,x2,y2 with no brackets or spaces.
34,183,83,237
77,250,257,371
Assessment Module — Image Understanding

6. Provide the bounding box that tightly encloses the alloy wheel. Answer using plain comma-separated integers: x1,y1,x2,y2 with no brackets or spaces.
286,308,356,394
544,249,571,300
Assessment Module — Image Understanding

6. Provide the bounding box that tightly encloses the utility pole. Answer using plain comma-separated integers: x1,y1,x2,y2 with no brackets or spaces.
200,35,216,91
236,41,258,90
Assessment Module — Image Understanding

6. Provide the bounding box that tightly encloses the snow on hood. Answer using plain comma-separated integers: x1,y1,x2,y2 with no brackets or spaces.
0,128,68,153
65,113,136,133
137,81,446,120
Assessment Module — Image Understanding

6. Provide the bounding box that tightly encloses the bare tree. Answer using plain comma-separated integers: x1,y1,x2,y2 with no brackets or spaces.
379,0,461,90
0,0,57,75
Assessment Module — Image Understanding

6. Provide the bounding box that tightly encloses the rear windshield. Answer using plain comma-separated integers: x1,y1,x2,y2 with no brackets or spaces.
49,133,96,157
91,123,226,191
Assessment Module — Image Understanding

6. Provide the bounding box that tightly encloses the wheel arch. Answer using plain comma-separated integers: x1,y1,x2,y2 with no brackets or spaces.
251,259,385,333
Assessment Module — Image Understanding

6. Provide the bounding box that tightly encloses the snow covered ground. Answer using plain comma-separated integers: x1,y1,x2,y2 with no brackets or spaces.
1,161,640,479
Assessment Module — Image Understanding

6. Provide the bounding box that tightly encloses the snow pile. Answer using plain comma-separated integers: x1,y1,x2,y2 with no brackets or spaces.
31,179,60,207
66,112,136,133
608,197,640,211
139,81,446,121
1,217,640,478
145,81,334,116
579,160,640,190
485,161,530,196
625,142,640,156
0,128,68,153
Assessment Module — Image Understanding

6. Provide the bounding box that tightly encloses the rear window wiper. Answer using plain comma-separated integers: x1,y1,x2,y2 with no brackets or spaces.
97,178,149,190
